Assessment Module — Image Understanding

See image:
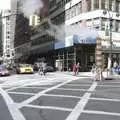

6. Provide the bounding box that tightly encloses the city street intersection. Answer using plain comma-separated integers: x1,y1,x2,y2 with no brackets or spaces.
0,72,120,120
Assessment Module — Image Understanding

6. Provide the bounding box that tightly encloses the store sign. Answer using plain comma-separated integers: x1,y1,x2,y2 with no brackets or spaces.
54,40,65,49
65,36,73,47
54,35,96,49
102,40,120,48
73,35,96,44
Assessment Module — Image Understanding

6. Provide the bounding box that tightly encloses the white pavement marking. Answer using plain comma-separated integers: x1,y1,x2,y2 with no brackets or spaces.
18,79,78,109
90,97,120,102
19,86,49,89
25,104,72,112
0,87,26,120
83,110,120,116
43,93,120,103
5,78,57,92
43,93,81,99
65,82,97,120
56,88,87,91
65,84,91,87
98,85,120,88
99,82,120,84
8,91,35,96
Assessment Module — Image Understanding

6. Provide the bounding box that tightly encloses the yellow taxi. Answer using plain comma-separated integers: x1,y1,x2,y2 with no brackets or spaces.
16,64,34,74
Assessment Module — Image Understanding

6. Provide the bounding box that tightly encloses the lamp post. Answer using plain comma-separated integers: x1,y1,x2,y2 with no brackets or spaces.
103,9,114,75
109,17,113,75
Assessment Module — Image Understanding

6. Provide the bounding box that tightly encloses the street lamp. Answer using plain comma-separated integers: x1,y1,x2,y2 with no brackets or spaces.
103,9,119,75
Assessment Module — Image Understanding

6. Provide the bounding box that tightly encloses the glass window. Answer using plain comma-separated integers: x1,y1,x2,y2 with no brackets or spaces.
116,1,120,13
86,0,91,11
101,18,107,30
65,9,70,20
109,0,114,11
71,6,76,18
116,20,120,32
94,0,99,10
101,0,106,10
76,2,82,15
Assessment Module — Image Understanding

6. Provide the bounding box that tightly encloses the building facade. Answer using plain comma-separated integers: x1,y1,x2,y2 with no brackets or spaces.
10,0,18,61
2,10,14,64
0,12,3,58
23,0,120,71
14,0,31,62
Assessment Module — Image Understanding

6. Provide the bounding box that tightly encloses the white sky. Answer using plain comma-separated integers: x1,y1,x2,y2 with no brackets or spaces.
0,0,11,11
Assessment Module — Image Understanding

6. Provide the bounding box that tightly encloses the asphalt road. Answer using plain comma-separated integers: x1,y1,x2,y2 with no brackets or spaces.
0,73,120,120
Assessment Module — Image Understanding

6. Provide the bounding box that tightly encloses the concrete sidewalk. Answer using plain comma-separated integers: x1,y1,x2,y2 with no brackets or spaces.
64,71,120,80
66,71,92,77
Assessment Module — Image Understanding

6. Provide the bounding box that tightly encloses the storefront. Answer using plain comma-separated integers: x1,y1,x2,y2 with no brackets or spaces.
102,47,120,68
55,34,96,71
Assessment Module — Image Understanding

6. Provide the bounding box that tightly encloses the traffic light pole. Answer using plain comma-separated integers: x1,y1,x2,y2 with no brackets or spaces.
109,17,113,75
103,9,114,76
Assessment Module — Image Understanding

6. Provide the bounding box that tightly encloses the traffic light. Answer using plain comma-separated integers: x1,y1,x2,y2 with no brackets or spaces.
110,17,113,27
105,24,109,36
29,15,41,27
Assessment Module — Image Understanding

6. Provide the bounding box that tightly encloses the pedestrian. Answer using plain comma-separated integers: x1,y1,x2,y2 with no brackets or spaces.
73,63,77,75
38,63,43,76
76,62,80,75
91,64,97,81
42,62,47,76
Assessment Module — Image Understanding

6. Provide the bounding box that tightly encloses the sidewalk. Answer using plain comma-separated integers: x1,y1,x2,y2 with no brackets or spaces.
65,71,92,78
64,71,120,80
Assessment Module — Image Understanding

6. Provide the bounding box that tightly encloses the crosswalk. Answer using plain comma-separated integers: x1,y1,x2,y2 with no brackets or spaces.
0,73,120,120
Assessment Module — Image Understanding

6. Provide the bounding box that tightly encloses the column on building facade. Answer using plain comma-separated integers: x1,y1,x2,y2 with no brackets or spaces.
112,20,116,32
99,17,102,30
113,0,116,11
82,0,87,13
105,0,109,9
99,0,101,9
114,0,117,12
91,0,94,10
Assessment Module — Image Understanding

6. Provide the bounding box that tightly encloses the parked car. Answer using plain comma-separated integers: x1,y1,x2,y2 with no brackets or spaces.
0,65,10,76
114,66,120,74
33,63,39,71
45,66,55,72
16,64,34,74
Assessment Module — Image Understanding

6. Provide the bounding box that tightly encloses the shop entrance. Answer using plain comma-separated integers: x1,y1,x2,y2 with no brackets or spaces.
76,44,95,71
55,44,96,72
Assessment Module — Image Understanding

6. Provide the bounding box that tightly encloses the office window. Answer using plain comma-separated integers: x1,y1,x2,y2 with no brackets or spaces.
101,18,107,30
94,0,99,10
76,2,82,14
101,0,106,10
65,0,71,3
109,0,114,11
116,1,120,13
65,9,70,20
116,20,120,32
71,6,76,18
57,1,62,9
86,0,91,11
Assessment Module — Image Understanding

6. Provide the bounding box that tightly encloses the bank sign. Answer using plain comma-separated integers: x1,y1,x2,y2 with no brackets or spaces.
54,35,96,49
73,35,96,44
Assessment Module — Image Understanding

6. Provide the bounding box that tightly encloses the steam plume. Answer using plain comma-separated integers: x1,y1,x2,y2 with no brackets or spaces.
47,19,98,41
20,0,44,18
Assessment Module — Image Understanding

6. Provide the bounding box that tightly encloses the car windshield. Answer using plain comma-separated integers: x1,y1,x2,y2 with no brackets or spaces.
19,64,31,67
0,66,7,71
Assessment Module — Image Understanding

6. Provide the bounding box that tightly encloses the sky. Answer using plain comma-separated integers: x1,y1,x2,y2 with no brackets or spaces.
0,0,11,11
